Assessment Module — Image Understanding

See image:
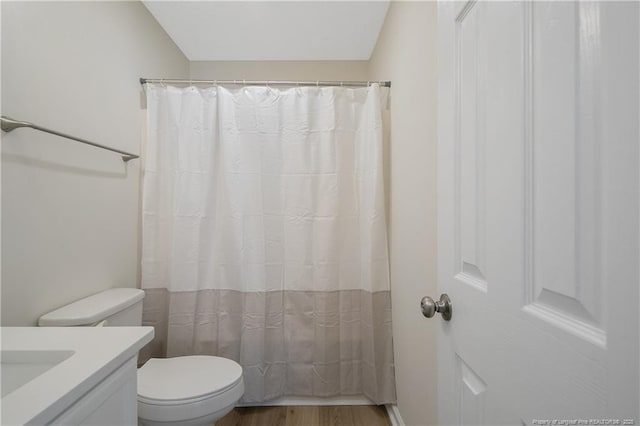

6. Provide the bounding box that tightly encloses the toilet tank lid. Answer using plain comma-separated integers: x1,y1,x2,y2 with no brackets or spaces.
38,288,145,326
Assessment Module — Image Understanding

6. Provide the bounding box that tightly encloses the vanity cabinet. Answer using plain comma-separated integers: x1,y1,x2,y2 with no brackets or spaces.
51,357,138,425
1,327,152,426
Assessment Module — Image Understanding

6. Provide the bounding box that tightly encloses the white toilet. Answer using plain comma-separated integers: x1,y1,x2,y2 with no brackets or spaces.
38,288,244,426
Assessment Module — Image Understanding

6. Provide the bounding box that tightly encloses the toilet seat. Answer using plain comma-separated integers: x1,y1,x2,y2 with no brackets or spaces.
137,356,244,423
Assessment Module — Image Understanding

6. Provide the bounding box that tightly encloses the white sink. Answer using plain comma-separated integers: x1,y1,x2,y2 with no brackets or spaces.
1,327,153,425
1,350,75,397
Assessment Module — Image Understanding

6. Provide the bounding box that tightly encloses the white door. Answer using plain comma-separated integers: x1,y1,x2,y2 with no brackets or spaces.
436,1,639,425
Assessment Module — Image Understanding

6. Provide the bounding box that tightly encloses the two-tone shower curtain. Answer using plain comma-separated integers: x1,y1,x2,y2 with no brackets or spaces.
140,83,395,404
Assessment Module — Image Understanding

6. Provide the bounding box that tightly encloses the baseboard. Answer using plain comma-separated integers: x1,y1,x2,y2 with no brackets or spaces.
385,404,405,426
238,395,375,407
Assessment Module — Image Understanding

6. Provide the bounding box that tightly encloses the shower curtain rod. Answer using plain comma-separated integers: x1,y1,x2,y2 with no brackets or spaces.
140,78,391,88
0,116,139,162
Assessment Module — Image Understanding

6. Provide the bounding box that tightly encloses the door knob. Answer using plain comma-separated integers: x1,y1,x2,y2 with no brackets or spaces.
420,293,452,321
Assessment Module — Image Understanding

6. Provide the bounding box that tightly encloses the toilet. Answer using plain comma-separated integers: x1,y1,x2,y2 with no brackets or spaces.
38,288,244,426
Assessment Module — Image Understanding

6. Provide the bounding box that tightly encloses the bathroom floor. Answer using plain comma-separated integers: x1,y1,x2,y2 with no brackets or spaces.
217,405,391,426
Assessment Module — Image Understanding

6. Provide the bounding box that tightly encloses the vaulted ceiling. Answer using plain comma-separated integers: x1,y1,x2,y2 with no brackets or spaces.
142,1,390,61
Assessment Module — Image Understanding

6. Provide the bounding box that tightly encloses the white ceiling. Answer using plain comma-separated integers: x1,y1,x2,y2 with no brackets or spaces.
142,1,390,61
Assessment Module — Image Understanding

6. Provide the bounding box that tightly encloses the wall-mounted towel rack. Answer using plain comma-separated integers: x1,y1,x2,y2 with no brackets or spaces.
0,116,139,162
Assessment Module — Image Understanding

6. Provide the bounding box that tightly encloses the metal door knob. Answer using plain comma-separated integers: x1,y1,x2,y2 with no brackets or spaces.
420,293,452,321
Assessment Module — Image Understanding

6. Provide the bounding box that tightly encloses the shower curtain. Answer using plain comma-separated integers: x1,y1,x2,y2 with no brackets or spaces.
140,83,395,404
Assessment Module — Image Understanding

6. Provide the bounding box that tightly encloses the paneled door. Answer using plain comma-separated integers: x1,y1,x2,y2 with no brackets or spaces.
436,1,639,424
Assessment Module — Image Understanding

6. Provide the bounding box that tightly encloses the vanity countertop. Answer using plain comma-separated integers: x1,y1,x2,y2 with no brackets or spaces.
1,326,153,425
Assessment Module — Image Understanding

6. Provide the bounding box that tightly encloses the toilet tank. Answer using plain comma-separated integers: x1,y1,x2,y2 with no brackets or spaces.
38,288,145,327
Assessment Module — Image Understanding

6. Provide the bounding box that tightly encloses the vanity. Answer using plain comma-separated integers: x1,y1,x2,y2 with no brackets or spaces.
1,326,153,425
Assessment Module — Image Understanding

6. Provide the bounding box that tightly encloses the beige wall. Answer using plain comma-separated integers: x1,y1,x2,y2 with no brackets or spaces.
1,1,188,325
369,2,439,425
190,60,369,81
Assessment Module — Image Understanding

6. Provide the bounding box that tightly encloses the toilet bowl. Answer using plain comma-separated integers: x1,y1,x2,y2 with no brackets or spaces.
137,356,244,426
38,288,245,426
